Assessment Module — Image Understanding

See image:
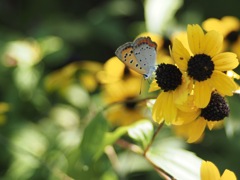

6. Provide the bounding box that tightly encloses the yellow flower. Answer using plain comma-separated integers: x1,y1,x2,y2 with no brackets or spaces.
203,16,239,37
203,16,240,58
45,61,102,93
105,101,147,126
201,161,236,180
103,77,141,103
78,61,103,92
100,57,149,126
174,92,229,143
97,56,141,84
150,58,190,125
172,24,239,108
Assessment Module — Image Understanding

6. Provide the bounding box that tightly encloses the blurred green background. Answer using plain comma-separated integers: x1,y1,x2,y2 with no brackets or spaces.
0,0,240,179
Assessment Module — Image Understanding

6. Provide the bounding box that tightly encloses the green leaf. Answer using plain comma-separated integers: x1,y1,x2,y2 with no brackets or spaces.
146,145,202,180
79,112,108,165
95,125,130,159
96,120,154,159
103,126,129,146
128,120,154,150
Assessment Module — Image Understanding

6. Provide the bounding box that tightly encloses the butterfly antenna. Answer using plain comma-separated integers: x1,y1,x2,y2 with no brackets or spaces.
168,45,173,57
147,78,152,84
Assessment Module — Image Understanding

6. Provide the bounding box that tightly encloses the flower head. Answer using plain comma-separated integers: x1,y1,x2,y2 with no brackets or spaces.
99,57,149,126
172,24,239,108
97,56,141,84
201,161,236,180
150,58,189,125
174,92,230,143
45,61,102,93
202,16,240,58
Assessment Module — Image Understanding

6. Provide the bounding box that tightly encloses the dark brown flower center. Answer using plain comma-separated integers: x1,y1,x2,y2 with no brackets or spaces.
162,37,172,52
200,92,230,121
188,54,214,81
226,30,239,44
125,97,137,109
155,63,182,92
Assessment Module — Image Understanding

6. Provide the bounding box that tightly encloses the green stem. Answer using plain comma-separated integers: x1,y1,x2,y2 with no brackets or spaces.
143,121,164,156
143,121,176,180
116,139,143,154
145,156,176,180
103,97,175,179
102,96,157,111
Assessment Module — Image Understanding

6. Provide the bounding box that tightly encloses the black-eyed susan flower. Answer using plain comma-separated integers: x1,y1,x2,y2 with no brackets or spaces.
203,16,240,58
99,57,149,126
45,61,102,94
201,161,236,180
103,78,149,126
97,56,141,84
150,57,190,125
174,92,229,143
172,24,239,108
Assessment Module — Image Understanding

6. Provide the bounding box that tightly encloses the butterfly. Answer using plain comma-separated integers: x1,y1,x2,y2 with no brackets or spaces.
115,36,157,79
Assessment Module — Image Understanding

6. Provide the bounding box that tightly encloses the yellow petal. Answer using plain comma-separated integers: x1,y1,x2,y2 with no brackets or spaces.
171,38,190,71
149,79,160,92
173,124,189,139
193,80,212,108
222,16,240,34
210,71,238,96
104,56,125,79
174,73,190,104
187,117,207,143
157,55,175,64
201,161,221,180
162,92,177,125
220,169,237,180
172,31,190,52
203,30,223,57
176,95,197,112
212,52,239,71
207,121,216,130
152,93,164,124
207,120,224,130
175,109,200,125
187,24,205,54
202,18,224,34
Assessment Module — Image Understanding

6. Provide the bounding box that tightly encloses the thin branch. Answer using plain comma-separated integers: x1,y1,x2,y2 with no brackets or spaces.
104,145,120,172
143,121,164,156
116,139,143,154
116,137,176,180
92,96,175,179
102,96,157,111
145,156,176,180
142,121,176,180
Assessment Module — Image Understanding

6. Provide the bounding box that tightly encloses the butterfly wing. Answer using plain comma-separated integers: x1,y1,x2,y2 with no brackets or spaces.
133,37,157,78
115,42,147,75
